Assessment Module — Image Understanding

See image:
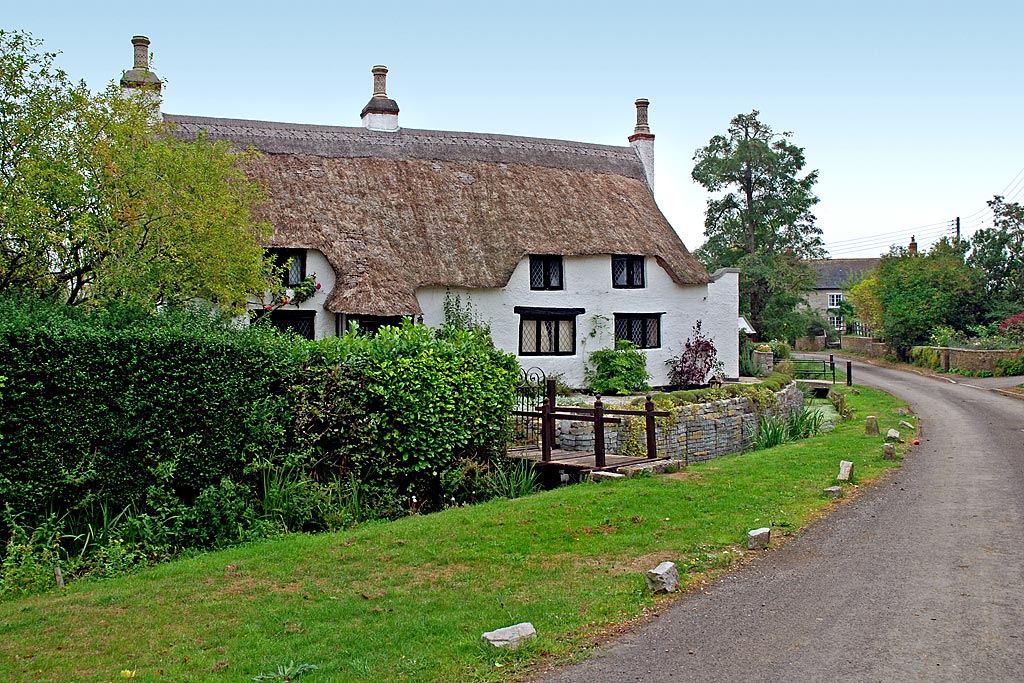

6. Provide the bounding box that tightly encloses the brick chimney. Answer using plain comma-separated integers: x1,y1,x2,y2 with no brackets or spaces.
119,36,162,119
360,65,400,132
908,234,918,256
628,98,655,190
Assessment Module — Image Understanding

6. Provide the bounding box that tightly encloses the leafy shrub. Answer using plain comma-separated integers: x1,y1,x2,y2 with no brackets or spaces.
585,339,650,395
768,339,791,359
999,312,1024,343
0,297,519,587
665,320,721,388
997,356,1024,376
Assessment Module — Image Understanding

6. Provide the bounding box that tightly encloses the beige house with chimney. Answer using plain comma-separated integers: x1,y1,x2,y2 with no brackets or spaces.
121,36,740,386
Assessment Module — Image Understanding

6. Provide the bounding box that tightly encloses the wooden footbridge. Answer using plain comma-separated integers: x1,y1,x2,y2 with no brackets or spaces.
510,378,669,474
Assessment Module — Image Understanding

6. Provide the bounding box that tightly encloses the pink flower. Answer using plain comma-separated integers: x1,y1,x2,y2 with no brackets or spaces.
281,297,289,305
264,304,273,311
315,282,322,290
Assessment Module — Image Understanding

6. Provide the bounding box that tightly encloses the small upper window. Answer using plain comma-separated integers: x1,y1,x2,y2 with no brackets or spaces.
268,248,306,287
612,255,645,289
828,293,843,308
829,315,845,332
529,255,564,291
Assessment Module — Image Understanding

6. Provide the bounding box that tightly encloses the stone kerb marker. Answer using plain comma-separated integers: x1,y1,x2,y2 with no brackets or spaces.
883,443,897,460
837,460,854,482
482,622,537,649
864,416,880,437
747,527,771,550
646,561,680,593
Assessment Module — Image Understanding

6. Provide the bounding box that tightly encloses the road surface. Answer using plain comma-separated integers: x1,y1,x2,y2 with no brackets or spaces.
537,359,1024,682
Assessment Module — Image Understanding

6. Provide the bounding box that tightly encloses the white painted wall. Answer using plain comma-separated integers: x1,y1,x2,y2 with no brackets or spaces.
705,268,740,380
417,255,737,389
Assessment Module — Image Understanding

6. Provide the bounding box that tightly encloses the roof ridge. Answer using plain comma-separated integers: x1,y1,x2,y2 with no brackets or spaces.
163,113,637,156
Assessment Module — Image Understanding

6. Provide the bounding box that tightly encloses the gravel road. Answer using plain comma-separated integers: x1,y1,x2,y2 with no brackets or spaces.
537,359,1024,682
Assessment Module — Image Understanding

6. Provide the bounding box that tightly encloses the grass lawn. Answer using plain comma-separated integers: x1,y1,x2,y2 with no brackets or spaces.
0,386,913,683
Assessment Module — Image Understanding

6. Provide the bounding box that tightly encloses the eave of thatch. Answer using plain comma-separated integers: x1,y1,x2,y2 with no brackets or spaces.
165,114,711,315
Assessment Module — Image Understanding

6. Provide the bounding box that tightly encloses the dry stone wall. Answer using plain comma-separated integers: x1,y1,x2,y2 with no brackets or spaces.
555,382,804,465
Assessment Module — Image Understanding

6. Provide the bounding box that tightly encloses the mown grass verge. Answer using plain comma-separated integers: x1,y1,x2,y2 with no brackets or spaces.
0,386,913,683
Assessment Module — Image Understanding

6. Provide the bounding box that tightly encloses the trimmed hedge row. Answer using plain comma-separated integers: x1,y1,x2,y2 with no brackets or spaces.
0,298,518,550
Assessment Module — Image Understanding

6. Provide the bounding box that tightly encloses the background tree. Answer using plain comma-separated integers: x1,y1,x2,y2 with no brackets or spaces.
967,195,1024,320
0,30,272,312
875,238,984,358
692,110,824,340
846,272,883,335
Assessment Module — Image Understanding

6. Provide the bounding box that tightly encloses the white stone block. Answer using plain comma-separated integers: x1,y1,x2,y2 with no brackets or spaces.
588,471,626,482
482,622,537,649
645,561,680,593
837,460,854,481
886,429,901,442
747,527,771,550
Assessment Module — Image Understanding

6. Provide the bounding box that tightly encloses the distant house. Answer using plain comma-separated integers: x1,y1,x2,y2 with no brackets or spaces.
120,37,740,386
806,258,880,335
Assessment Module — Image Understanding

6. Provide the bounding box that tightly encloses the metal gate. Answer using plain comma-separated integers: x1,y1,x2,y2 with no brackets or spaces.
511,367,547,450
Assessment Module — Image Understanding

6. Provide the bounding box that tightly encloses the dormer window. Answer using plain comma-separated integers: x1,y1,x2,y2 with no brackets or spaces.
529,255,563,291
268,248,306,287
612,255,645,289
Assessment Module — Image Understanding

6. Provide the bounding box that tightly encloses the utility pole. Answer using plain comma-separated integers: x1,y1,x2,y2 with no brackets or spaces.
956,216,961,241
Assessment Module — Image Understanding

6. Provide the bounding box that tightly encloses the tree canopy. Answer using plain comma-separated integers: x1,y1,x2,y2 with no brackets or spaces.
873,239,984,358
967,195,1024,318
0,30,272,312
692,110,824,340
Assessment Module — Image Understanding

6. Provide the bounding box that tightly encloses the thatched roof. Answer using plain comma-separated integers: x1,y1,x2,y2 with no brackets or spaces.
165,114,711,315
809,258,880,290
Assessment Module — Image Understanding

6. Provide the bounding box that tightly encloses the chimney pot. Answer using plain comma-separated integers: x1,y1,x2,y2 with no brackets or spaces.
131,35,151,70
633,98,651,136
372,65,389,98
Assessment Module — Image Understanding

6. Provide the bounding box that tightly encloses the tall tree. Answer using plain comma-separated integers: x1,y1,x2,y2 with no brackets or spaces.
876,238,984,358
0,30,272,312
692,110,824,339
967,195,1024,318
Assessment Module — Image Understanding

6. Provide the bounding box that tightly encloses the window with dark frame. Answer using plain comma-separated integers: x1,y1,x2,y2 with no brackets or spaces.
614,313,661,349
612,255,645,288
342,315,407,336
515,307,583,356
529,255,564,290
265,309,316,340
268,248,306,287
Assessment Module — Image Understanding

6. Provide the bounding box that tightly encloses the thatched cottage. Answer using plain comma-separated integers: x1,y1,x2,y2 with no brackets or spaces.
122,37,739,386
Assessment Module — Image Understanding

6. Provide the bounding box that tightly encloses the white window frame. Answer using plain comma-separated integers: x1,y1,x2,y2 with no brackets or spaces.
828,292,843,309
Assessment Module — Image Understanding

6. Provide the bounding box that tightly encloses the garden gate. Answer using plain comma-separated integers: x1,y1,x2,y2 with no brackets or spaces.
511,367,551,450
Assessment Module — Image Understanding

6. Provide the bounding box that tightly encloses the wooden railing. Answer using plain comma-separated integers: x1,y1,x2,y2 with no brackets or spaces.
512,388,669,468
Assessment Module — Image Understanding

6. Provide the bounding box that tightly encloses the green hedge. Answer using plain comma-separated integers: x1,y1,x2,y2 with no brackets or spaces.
0,298,517,554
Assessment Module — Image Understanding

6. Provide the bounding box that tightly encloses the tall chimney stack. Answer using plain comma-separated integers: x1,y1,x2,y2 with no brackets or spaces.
120,35,162,119
908,235,918,256
360,65,400,132
628,98,655,190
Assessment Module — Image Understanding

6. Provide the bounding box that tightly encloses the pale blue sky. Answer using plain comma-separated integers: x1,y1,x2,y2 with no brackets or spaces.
7,1,1022,257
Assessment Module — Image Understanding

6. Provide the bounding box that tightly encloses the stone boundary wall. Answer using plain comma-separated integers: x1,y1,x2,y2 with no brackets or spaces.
795,335,827,351
912,346,1023,373
555,382,804,465
841,336,891,357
